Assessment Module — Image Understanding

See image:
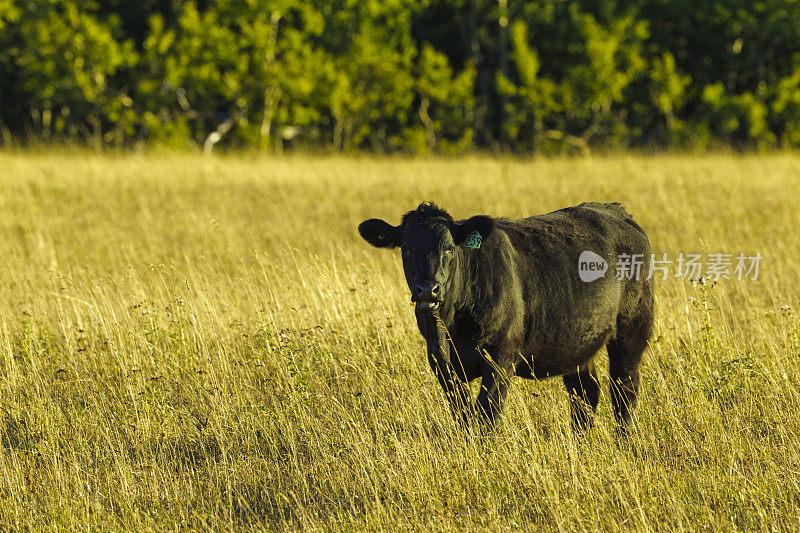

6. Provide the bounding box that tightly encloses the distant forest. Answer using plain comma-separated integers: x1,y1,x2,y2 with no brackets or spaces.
1,1,799,152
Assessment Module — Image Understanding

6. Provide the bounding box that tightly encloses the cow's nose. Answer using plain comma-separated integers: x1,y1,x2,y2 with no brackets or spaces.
415,281,441,301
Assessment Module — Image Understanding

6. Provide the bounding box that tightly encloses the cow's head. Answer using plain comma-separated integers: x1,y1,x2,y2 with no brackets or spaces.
358,203,494,311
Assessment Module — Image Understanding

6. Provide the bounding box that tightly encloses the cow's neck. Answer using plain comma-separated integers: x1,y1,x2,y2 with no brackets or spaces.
438,248,484,327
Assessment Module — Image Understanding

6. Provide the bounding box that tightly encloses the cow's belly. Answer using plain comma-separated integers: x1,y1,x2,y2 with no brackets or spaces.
517,305,618,380
520,330,612,379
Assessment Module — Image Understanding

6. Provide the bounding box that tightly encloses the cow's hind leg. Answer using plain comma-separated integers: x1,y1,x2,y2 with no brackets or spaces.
607,295,654,433
563,361,600,431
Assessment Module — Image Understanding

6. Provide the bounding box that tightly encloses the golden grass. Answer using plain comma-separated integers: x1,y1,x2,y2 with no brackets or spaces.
0,151,799,530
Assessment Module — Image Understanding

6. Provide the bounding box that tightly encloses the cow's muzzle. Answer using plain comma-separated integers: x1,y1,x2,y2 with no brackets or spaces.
413,281,441,310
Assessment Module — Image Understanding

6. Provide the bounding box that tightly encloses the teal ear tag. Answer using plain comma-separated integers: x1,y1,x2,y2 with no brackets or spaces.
462,230,482,249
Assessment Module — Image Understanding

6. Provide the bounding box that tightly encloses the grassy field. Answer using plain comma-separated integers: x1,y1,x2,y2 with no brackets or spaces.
0,152,799,531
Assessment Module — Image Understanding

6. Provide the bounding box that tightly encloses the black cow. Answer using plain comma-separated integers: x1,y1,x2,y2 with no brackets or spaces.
358,202,654,432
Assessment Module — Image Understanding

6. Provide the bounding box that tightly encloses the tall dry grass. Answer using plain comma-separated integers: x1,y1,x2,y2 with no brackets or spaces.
0,152,799,530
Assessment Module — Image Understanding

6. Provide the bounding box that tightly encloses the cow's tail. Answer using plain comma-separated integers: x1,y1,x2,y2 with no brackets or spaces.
602,202,634,220
580,201,645,234
604,202,648,235
578,201,634,220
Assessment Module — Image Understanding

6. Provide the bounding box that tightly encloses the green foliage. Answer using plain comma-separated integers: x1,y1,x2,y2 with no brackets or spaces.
498,5,650,151
496,21,558,144
772,57,800,146
2,0,136,145
2,0,800,151
408,44,475,152
317,0,418,151
138,1,326,148
700,83,775,147
0,0,20,29
648,52,691,140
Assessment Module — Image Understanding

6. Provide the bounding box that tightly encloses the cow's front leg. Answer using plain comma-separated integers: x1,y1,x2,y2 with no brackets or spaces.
563,361,600,432
419,310,472,425
428,353,472,425
476,357,514,428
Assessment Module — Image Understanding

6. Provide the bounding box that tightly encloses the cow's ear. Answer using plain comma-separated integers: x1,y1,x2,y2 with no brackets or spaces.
453,215,495,246
358,219,401,249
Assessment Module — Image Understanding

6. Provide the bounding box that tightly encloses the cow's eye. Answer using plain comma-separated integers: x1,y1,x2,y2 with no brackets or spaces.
444,247,455,255
402,249,411,257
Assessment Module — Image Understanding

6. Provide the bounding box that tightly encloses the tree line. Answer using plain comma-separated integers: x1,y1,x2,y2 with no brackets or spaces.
1,0,799,153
